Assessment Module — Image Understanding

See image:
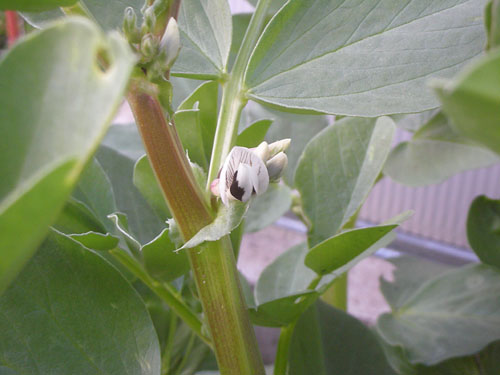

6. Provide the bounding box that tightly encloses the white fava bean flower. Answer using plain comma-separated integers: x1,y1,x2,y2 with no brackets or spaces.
215,139,291,206
218,146,269,206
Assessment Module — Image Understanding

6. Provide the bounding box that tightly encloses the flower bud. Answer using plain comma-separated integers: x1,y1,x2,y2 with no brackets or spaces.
142,6,156,34
140,33,158,60
266,152,288,181
123,7,140,43
267,138,291,158
251,141,269,161
159,18,181,70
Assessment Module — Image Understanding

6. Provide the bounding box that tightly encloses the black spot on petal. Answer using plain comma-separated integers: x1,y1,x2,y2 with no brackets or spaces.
230,171,245,201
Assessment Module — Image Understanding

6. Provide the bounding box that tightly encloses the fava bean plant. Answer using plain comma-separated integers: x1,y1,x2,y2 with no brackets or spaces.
1,0,500,374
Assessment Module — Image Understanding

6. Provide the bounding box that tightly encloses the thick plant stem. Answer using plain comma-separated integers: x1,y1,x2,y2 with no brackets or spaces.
127,77,265,375
188,237,264,375
274,322,297,375
206,0,273,186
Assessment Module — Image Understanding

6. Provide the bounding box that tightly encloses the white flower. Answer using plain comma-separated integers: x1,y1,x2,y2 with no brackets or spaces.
218,146,269,206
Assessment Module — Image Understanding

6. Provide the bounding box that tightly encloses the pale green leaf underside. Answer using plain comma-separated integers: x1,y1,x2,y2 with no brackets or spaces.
295,116,395,246
433,48,500,156
0,230,160,374
377,264,500,365
384,112,500,186
0,19,134,293
173,0,232,79
245,0,486,116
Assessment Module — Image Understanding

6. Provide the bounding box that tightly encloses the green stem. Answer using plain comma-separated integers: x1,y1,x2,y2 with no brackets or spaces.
206,0,272,186
162,311,177,374
111,249,211,347
274,322,297,375
128,77,265,374
175,331,197,375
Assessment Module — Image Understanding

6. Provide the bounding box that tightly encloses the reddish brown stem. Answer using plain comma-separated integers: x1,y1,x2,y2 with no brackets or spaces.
5,11,20,47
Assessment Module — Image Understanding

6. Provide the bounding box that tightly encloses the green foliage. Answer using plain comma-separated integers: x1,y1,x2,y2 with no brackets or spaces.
290,301,396,375
0,0,76,12
384,112,499,186
377,264,500,365
295,116,395,246
245,0,485,116
2,0,500,373
467,196,500,268
0,18,134,293
173,0,232,79
434,48,500,156
0,230,160,374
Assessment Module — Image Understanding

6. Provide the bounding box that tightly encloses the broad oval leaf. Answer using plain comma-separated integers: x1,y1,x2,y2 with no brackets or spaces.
173,0,232,79
434,48,500,156
0,18,134,293
377,264,500,365
295,116,395,246
467,195,500,269
245,0,486,116
384,112,499,186
0,230,160,374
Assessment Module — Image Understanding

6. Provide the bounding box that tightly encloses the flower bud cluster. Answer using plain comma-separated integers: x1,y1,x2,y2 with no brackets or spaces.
211,139,291,206
122,2,181,80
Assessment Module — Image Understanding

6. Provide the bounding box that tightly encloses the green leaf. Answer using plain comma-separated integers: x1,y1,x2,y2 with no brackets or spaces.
384,112,499,186
290,301,396,375
228,13,252,70
245,0,485,116
173,0,232,79
245,184,292,233
0,0,76,11
55,197,107,234
379,255,453,311
250,292,319,327
0,19,134,294
263,109,329,184
72,158,118,233
251,243,319,326
98,126,165,244
479,341,500,375
255,243,316,305
0,230,160,374
143,228,190,282
376,264,500,365
21,0,144,31
305,225,397,275
133,155,171,221
174,109,208,169
393,109,440,133
434,48,500,155
295,116,395,246
236,119,273,148
179,201,248,249
69,231,120,251
178,81,219,163
467,195,500,268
